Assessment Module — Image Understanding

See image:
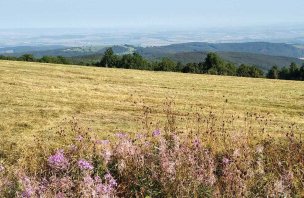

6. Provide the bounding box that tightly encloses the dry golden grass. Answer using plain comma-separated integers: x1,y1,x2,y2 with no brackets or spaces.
0,60,303,145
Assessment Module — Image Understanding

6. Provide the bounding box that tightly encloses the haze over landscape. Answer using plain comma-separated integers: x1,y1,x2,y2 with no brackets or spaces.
1,0,304,46
0,0,304,197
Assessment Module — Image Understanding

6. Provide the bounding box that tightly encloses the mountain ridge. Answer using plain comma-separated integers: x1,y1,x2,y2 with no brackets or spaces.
1,42,304,71
137,42,304,58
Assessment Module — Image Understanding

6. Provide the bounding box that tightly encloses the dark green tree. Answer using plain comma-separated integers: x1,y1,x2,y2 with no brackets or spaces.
267,66,280,79
182,63,199,73
288,62,299,80
119,53,150,70
300,65,304,80
249,66,264,78
236,64,263,78
202,53,223,73
20,54,35,62
279,67,290,79
100,48,119,67
224,63,237,76
40,56,52,63
155,58,176,71
56,56,69,64
237,64,252,77
176,62,184,72
215,62,237,76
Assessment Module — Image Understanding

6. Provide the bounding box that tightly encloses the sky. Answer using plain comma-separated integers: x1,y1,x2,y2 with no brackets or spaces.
0,0,304,29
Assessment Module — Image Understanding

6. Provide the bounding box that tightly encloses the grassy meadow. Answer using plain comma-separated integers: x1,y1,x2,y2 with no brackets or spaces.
1,60,303,141
0,60,304,197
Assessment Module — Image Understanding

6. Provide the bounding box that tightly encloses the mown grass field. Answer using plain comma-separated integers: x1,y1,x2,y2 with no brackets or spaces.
1,60,304,197
0,60,303,144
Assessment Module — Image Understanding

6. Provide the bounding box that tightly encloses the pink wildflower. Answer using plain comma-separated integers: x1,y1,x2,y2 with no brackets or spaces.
78,159,94,171
104,173,117,188
222,157,230,165
48,150,69,170
20,176,35,198
152,129,161,136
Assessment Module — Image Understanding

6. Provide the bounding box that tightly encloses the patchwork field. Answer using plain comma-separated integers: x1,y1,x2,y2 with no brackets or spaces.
0,60,304,144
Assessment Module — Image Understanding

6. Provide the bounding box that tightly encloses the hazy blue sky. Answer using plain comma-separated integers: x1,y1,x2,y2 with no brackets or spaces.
1,0,304,29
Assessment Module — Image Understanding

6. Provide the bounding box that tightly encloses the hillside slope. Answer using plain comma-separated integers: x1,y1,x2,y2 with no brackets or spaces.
137,42,304,58
2,42,304,70
0,45,135,58
0,60,303,143
69,49,304,71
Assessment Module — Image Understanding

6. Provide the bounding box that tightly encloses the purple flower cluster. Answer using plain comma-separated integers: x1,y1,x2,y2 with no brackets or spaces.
48,150,69,170
20,176,35,198
78,159,94,171
116,132,128,139
21,189,33,198
79,174,117,196
3,125,301,197
152,129,161,136
55,192,65,198
96,173,118,195
222,157,230,165
96,139,110,145
104,173,118,188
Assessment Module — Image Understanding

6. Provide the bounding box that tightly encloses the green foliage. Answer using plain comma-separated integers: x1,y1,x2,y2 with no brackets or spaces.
119,53,150,70
289,62,300,80
275,63,303,80
155,58,177,71
267,66,280,79
0,55,18,61
0,54,69,65
196,53,238,76
99,48,120,67
99,49,151,70
225,63,238,76
19,54,35,62
250,66,264,78
300,65,304,80
181,63,200,73
203,53,223,72
237,64,264,78
279,67,290,80
1,48,303,81
40,56,70,64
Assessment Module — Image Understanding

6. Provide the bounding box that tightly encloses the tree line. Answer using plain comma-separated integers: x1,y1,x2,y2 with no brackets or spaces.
97,48,304,80
267,63,304,81
97,48,265,78
1,48,303,81
0,54,70,65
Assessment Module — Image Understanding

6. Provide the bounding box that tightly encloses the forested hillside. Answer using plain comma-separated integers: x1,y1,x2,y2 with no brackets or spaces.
137,42,304,58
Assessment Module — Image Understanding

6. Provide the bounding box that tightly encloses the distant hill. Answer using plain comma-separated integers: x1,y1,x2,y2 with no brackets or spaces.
0,45,135,58
67,46,136,65
0,45,65,55
137,42,304,58
35,45,135,58
2,42,304,59
2,42,304,70
69,50,304,71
